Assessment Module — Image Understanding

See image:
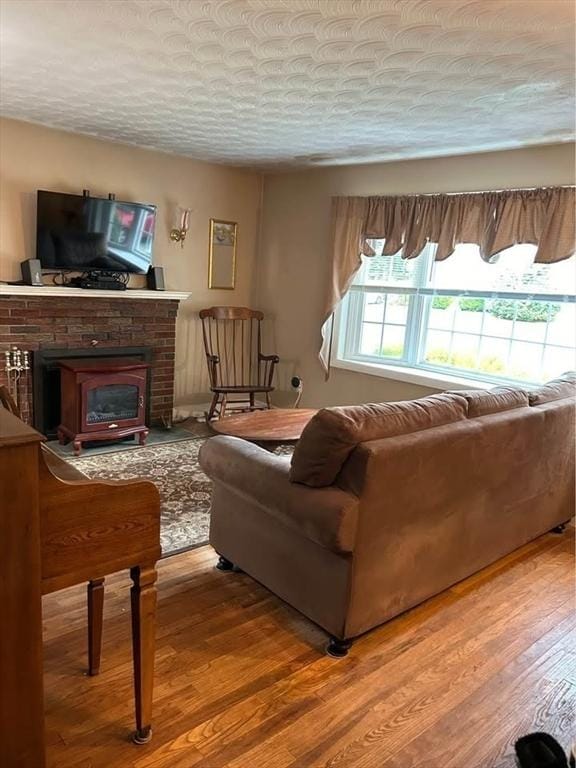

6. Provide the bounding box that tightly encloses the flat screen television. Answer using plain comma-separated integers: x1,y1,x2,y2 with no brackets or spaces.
36,190,156,274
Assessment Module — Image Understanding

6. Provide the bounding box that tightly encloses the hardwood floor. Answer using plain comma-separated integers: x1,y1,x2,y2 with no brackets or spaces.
44,526,575,768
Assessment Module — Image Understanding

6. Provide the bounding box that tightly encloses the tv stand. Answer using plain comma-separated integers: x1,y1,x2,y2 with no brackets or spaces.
69,270,128,291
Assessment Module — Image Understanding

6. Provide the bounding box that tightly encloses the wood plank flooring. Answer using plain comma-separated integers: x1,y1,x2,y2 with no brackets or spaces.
44,526,575,768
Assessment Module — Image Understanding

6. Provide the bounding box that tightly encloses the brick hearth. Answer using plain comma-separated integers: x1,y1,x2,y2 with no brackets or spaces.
0,293,180,426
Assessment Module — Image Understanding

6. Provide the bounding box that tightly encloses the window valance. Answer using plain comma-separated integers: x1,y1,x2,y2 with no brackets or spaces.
320,186,575,373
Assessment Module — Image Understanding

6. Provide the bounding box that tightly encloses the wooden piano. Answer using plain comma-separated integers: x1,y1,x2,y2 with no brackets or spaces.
0,406,161,768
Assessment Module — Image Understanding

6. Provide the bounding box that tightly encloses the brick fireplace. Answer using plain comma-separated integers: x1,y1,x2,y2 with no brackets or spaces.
0,288,188,430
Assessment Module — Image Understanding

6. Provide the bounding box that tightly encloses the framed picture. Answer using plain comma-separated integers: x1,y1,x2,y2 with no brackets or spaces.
209,219,237,289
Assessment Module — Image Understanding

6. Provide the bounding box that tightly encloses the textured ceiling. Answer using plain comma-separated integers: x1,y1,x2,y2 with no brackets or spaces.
0,0,574,167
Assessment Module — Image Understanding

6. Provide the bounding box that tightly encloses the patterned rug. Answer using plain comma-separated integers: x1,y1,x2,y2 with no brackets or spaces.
66,438,293,557
67,439,212,557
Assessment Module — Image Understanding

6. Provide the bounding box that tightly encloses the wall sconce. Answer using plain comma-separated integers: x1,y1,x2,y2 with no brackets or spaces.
170,207,191,248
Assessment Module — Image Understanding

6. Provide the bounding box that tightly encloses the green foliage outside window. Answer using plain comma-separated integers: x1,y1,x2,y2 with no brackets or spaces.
425,348,505,374
375,343,404,358
431,296,453,310
459,297,486,312
487,299,561,323
457,296,560,323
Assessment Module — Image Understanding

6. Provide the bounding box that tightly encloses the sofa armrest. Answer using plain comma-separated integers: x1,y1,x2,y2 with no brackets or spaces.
199,436,359,553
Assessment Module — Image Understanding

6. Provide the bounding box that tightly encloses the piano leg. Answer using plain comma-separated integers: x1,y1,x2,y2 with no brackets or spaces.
87,578,105,676
130,564,158,744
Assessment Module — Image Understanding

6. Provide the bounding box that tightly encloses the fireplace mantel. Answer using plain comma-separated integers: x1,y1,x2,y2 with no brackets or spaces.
0,285,190,301
1,289,185,427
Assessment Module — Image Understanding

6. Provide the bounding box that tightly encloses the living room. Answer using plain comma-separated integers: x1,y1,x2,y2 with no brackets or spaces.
1,2,575,767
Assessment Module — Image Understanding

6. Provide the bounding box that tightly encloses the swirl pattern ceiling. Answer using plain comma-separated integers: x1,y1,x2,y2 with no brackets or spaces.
0,0,574,167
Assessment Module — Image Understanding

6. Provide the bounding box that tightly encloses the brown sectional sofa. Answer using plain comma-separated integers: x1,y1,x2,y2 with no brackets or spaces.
199,373,575,655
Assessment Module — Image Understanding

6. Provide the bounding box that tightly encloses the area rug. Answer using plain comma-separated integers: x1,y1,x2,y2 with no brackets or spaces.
66,439,212,557
65,438,293,557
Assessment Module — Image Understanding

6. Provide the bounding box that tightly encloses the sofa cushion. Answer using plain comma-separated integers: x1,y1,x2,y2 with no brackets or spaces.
528,371,576,406
452,386,529,418
290,393,468,487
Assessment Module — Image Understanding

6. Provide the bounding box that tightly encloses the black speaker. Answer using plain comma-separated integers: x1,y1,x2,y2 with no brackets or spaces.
147,266,165,291
21,259,43,286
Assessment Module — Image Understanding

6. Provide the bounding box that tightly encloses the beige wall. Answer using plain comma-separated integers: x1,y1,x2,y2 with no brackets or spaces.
2,120,574,411
0,118,262,407
259,143,576,407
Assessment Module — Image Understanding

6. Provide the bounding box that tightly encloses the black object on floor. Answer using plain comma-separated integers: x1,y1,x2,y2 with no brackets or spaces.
326,637,353,658
515,733,569,768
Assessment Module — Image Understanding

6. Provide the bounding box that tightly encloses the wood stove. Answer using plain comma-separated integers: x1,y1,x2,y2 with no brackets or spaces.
33,345,152,438
57,357,150,455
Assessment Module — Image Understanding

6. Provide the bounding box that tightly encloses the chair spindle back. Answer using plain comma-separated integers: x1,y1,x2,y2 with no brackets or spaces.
200,307,266,388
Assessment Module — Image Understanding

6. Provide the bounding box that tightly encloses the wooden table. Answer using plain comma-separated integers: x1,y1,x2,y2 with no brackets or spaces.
0,409,45,767
0,407,160,767
210,408,317,447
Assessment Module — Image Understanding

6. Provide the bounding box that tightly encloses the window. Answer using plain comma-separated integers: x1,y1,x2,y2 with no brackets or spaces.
336,241,576,385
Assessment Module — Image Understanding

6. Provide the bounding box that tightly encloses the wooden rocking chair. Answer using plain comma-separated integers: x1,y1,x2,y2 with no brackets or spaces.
200,306,279,420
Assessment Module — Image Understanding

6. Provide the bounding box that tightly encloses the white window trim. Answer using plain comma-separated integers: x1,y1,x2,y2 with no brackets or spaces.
332,244,576,390
331,309,494,390
330,357,496,390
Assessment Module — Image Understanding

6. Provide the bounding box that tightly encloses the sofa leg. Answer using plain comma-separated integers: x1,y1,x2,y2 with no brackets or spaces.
326,637,353,658
216,555,235,571
550,522,568,534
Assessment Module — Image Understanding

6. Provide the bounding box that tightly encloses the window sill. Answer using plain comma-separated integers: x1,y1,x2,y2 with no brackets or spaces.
331,358,495,391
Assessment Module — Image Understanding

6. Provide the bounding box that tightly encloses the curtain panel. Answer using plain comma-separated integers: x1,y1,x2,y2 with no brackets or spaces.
320,186,575,373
